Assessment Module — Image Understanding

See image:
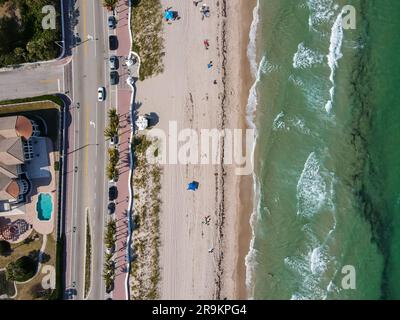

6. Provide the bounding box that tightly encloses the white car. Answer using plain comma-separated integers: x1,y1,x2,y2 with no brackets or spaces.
98,87,105,101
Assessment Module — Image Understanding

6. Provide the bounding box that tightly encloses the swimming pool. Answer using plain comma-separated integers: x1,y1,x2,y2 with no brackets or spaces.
36,193,53,221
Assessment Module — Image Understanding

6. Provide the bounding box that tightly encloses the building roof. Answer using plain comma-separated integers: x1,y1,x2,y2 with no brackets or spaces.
0,163,18,178
0,174,20,201
0,116,32,140
15,116,33,140
0,137,24,165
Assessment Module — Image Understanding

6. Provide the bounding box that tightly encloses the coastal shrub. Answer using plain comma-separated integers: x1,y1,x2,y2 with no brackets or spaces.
131,135,162,299
5,255,36,282
102,0,117,11
0,240,11,256
0,0,61,67
131,0,164,80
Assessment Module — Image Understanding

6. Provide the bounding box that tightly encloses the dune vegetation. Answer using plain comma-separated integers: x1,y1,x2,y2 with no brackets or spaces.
131,0,164,80
130,135,162,300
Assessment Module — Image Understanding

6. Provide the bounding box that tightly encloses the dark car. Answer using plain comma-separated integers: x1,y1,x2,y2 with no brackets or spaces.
109,35,118,50
110,134,119,145
108,186,118,201
110,71,119,85
108,16,116,29
108,202,115,214
105,281,114,294
109,55,118,70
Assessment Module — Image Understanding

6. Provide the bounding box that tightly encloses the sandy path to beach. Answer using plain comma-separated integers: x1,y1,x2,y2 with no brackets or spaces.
134,0,254,299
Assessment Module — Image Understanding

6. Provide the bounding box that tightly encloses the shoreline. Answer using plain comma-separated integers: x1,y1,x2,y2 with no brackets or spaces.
234,0,257,300
132,0,256,299
222,0,257,299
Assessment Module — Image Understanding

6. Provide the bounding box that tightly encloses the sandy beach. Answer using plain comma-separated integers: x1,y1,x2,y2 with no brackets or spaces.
134,0,255,299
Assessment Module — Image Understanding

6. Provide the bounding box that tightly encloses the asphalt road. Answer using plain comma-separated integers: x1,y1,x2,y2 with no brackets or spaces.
65,0,116,300
0,63,65,100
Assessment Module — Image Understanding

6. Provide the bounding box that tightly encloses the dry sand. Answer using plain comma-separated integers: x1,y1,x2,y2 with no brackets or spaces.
135,0,255,299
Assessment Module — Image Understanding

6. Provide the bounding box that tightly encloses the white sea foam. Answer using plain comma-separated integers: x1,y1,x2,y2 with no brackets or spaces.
307,0,339,29
272,111,288,131
327,13,344,83
289,74,305,87
293,42,324,69
325,11,344,113
273,112,311,135
244,0,260,299
296,152,327,218
247,0,260,76
286,223,338,300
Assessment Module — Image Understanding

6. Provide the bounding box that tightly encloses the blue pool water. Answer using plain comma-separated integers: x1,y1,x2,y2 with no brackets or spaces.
36,193,53,221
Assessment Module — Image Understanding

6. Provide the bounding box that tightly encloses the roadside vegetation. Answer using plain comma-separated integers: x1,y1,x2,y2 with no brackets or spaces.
131,0,164,80
104,108,119,139
103,219,116,293
0,0,61,67
130,135,162,300
106,147,119,181
102,0,117,11
84,212,92,298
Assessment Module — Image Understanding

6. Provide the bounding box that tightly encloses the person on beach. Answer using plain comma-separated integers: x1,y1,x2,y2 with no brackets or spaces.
208,61,213,69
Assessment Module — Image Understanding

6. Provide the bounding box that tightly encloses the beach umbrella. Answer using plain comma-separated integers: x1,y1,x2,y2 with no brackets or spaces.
187,181,199,191
164,10,174,20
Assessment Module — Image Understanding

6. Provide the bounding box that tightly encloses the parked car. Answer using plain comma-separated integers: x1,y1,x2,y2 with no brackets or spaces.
108,16,116,29
105,281,114,294
109,35,118,50
109,55,118,70
108,202,115,214
106,244,115,255
110,71,119,85
110,134,119,145
97,87,105,101
108,186,118,201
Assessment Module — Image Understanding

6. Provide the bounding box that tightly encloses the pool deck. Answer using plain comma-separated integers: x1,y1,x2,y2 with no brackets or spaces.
0,137,56,242
25,138,56,236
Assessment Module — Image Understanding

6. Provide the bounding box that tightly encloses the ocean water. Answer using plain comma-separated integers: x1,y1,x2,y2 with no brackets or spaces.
247,0,400,299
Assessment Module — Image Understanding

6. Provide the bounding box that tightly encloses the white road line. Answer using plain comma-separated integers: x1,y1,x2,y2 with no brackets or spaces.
93,0,97,57
58,78,61,92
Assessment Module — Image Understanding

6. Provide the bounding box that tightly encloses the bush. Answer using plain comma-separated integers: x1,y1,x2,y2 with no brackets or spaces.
6,256,36,282
0,240,11,256
0,0,61,67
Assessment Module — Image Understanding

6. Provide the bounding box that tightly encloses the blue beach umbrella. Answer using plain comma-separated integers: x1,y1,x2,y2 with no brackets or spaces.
164,10,174,20
187,181,199,191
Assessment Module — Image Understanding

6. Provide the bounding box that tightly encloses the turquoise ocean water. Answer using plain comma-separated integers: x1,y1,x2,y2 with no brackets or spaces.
247,0,400,299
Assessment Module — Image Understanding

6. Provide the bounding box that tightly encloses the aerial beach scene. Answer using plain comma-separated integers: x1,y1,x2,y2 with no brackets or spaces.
0,0,399,305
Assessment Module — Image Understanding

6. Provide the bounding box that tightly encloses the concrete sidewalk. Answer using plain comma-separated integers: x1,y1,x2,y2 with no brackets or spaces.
113,0,133,300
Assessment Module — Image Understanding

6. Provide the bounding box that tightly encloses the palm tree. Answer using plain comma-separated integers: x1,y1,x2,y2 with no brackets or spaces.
106,163,115,181
108,148,119,166
104,126,114,139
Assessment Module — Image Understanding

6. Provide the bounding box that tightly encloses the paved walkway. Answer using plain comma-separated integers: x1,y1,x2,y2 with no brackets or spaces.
113,0,133,300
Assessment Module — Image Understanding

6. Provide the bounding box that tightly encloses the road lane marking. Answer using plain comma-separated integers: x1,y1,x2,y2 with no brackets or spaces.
85,107,89,178
58,78,61,91
39,79,57,84
93,0,97,57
